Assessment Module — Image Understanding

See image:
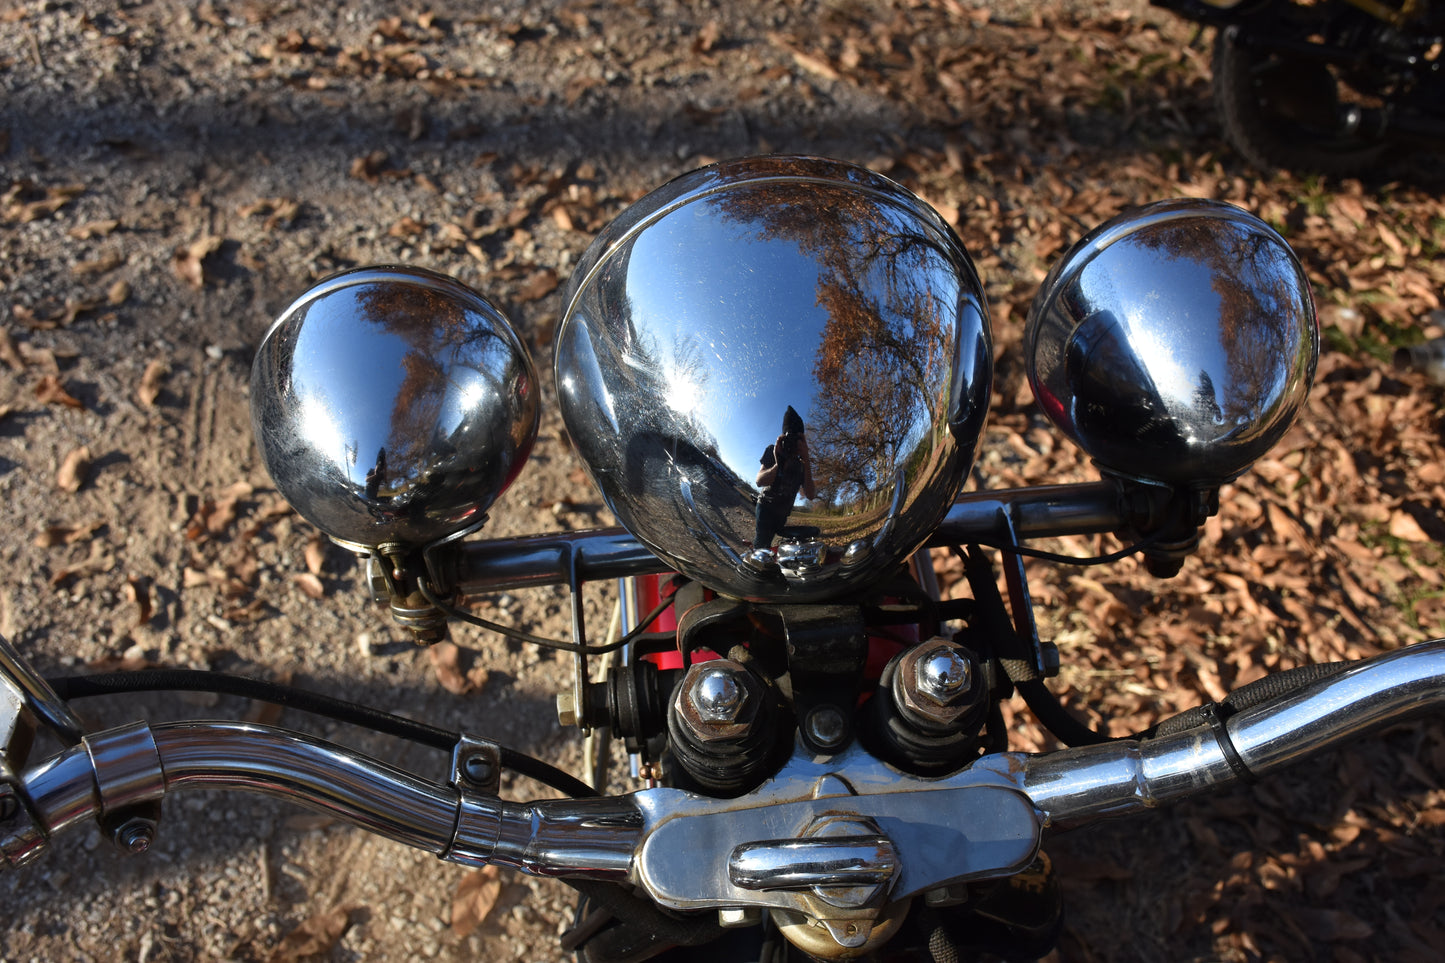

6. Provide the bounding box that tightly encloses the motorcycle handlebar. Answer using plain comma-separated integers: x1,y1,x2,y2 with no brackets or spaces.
5,638,1442,907
453,481,1127,594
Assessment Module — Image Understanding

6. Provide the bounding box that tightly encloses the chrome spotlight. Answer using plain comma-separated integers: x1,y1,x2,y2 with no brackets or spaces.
1026,200,1317,488
250,266,540,554
556,156,993,602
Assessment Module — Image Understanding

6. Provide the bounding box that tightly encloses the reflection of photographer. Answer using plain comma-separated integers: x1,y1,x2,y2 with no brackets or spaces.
754,406,817,550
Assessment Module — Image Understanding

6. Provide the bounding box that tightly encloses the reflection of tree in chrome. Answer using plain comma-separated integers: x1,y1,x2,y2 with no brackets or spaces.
711,172,955,505
1130,217,1309,426
352,283,514,495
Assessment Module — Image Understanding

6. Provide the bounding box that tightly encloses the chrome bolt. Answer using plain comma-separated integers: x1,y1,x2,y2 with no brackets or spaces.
914,646,970,701
114,817,156,855
804,705,848,751
691,666,745,723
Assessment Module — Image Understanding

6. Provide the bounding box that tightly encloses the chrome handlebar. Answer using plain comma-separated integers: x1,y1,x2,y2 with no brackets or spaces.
5,639,1442,922
451,481,1128,594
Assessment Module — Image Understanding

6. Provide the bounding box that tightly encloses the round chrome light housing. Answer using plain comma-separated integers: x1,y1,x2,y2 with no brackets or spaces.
556,156,992,602
250,266,540,551
1026,199,1317,488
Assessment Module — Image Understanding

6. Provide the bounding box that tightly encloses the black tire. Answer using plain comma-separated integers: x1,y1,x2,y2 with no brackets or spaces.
1211,22,1389,176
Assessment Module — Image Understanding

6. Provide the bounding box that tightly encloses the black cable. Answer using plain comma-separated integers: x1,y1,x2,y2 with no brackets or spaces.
1015,679,1117,747
1141,661,1352,740
417,576,682,655
499,747,598,799
48,670,599,798
1017,659,1360,749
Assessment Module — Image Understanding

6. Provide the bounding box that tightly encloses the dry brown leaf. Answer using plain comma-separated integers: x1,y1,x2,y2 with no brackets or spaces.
72,250,124,277
57,446,92,493
451,865,503,937
0,328,25,373
238,197,300,231
126,576,153,626
84,653,149,672
1388,511,1430,543
769,33,840,81
294,572,325,599
185,495,240,540
516,268,559,302
349,150,390,184
2,182,84,224
138,359,167,407
303,534,327,575
428,642,488,696
67,219,120,240
50,542,115,587
268,906,351,963
388,215,425,237
14,297,102,330
222,480,255,499
694,19,721,54
34,376,83,410
221,598,266,623
20,343,60,375
429,642,470,695
34,521,103,547
257,495,294,520
172,235,224,289
107,279,130,306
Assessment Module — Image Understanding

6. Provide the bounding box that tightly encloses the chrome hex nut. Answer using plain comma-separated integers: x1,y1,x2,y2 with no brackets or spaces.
675,660,761,743
894,639,980,728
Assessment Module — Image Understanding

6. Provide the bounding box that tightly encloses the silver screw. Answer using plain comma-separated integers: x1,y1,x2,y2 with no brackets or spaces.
461,753,495,786
114,817,156,855
804,705,847,750
915,646,970,701
691,667,745,723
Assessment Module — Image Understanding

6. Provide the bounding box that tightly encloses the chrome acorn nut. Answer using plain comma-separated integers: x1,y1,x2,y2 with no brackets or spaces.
250,266,540,552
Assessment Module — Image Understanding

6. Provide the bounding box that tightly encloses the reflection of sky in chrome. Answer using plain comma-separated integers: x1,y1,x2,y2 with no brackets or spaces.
1082,243,1229,412
295,294,411,484
626,205,831,476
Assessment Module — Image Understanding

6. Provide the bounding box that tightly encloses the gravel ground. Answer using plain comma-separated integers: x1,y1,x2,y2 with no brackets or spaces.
1,1,1442,962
